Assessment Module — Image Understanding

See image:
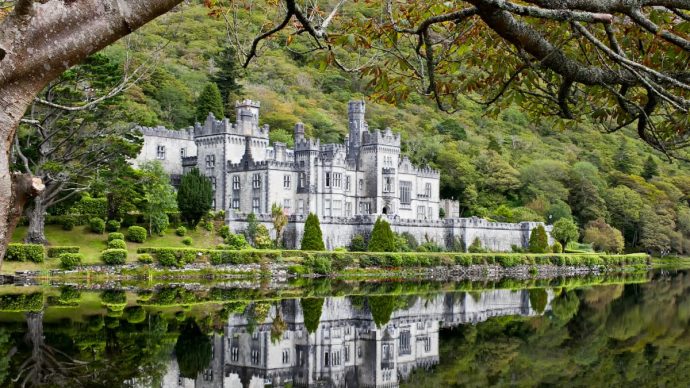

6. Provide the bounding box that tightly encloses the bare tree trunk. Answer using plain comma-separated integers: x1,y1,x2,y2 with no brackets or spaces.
24,195,47,244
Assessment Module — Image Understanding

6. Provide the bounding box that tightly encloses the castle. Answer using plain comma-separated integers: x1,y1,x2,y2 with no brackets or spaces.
160,289,554,387
133,100,551,250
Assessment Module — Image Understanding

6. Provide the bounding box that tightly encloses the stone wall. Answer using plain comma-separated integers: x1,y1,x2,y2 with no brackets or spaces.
227,213,553,251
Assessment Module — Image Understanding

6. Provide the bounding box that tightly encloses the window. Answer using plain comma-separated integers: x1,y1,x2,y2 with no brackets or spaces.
358,179,363,191
156,145,166,160
333,173,342,188
232,198,240,210
399,330,411,355
344,345,350,362
211,198,215,209
205,154,215,168
428,207,432,219
345,176,351,191
324,352,330,367
251,349,260,365
384,177,393,193
203,368,213,382
325,199,332,217
232,176,240,190
252,197,260,213
344,202,352,217
417,206,426,220
298,199,305,214
400,181,411,205
424,337,431,352
252,173,261,189
360,202,370,215
325,172,331,187
210,176,217,191
231,346,239,362
358,346,362,358
424,182,432,197
284,175,291,189
333,200,342,217
283,199,291,212
299,173,306,188
180,148,186,158
282,349,290,364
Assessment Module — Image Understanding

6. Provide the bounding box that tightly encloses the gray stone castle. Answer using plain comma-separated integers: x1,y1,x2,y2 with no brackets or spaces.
133,100,551,250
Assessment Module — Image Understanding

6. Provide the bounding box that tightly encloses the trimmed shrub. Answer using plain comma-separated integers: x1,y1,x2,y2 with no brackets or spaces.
108,239,127,249
529,225,549,253
108,232,124,242
301,213,325,251
137,253,154,264
552,241,563,253
0,293,44,312
176,226,187,237
89,217,106,234
126,226,147,243
124,306,147,324
368,217,396,252
218,225,230,239
182,237,193,246
47,246,79,258
349,234,367,252
5,243,44,262
62,216,76,231
105,219,121,232
59,253,83,270
304,255,332,275
101,249,127,265
226,233,251,250
468,238,486,253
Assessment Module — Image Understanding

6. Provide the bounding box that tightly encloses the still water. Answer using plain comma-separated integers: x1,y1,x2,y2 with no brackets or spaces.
0,271,684,387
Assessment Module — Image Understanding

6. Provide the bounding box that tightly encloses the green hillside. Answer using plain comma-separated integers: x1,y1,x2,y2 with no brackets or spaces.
101,3,690,255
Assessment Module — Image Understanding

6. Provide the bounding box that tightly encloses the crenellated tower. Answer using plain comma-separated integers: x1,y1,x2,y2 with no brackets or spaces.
347,100,367,162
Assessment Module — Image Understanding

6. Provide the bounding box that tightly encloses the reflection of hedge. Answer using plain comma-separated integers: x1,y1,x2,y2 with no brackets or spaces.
300,298,324,333
5,243,44,262
124,306,146,324
0,293,44,311
100,290,127,311
47,246,79,258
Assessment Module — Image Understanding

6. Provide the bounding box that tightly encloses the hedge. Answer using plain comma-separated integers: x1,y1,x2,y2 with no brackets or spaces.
59,253,83,270
47,246,79,258
107,239,127,250
5,243,44,262
126,226,147,243
0,293,44,311
106,219,121,232
101,249,127,265
89,217,106,234
108,232,124,242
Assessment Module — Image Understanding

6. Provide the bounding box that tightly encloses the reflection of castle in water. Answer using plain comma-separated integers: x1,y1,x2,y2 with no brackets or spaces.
163,289,553,388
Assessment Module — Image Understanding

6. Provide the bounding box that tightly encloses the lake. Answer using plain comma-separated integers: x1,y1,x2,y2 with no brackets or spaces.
0,270,685,387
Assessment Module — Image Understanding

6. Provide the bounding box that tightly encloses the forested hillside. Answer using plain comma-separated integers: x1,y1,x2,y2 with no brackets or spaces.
100,2,690,255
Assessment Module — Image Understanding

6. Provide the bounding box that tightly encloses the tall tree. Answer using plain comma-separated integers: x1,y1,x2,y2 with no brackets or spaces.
177,168,213,228
642,156,659,181
301,213,324,251
613,139,636,174
195,83,224,122
0,0,184,263
551,218,579,247
15,54,142,243
368,217,396,252
211,45,243,108
138,161,177,235
528,224,549,253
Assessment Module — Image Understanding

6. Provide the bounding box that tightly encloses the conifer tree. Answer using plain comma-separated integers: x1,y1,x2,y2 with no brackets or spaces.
528,225,550,253
195,83,224,122
367,217,396,252
642,156,659,180
212,45,243,107
301,213,325,251
613,140,636,174
177,168,213,228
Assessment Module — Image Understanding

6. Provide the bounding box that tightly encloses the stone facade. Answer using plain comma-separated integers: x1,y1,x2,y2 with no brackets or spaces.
161,289,554,387
134,99,552,251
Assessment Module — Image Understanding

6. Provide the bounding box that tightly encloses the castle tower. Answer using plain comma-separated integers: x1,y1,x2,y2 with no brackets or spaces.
294,122,305,142
236,99,260,136
347,100,366,161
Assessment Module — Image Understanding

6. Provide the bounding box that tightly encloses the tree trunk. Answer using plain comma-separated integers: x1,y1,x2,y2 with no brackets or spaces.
24,195,47,244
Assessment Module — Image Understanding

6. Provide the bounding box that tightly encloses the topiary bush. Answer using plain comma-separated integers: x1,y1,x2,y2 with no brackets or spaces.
301,213,325,250
529,225,550,253
137,253,154,264
59,253,83,270
176,226,187,237
218,225,230,239
47,246,79,258
101,249,127,265
552,241,563,253
225,233,250,250
124,306,146,324
368,217,396,252
349,234,367,252
62,216,76,231
108,239,127,249
5,243,44,262
106,219,121,232
182,236,193,246
126,226,147,243
89,217,106,234
108,232,124,241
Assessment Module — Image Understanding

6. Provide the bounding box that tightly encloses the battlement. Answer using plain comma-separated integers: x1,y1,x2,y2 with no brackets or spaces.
236,99,260,109
294,137,320,151
137,125,194,140
410,164,440,178
362,128,401,147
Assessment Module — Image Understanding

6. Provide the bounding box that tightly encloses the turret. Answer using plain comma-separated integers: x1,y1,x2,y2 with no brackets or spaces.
294,122,305,142
235,99,260,136
348,100,367,160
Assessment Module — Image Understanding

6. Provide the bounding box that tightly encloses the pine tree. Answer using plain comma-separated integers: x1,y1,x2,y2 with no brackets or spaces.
301,213,325,250
642,156,659,180
528,224,549,253
367,217,396,252
613,140,636,174
211,45,243,108
487,134,502,153
195,83,224,122
177,168,213,228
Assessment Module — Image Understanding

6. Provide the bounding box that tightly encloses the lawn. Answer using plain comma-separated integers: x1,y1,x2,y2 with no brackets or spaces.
6,224,224,274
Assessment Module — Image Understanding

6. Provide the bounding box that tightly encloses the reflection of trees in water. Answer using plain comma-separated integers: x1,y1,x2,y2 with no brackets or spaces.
13,312,88,387
402,271,690,387
174,319,212,379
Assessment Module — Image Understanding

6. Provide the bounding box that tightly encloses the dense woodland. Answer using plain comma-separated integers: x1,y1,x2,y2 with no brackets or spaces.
12,2,690,255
